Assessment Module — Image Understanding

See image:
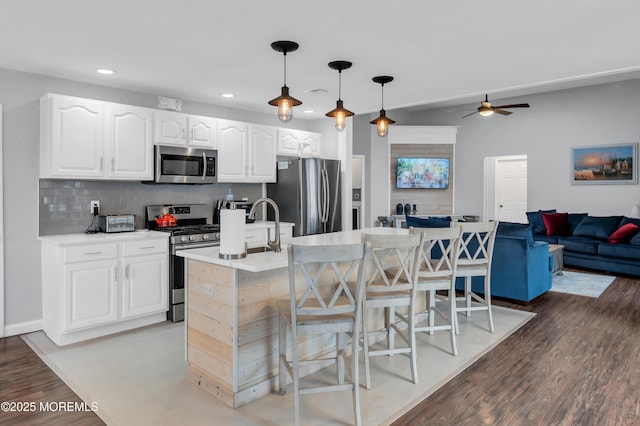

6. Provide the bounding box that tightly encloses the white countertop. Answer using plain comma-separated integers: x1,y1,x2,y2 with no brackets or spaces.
177,227,408,273
39,229,169,245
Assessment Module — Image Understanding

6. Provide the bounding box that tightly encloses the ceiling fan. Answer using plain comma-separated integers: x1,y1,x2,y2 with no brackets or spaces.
462,94,530,118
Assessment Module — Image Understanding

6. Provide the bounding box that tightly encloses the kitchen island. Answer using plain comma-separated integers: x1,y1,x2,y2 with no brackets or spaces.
177,227,407,408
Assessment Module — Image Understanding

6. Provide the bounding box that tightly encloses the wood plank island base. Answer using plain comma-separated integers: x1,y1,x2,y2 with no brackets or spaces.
177,227,407,408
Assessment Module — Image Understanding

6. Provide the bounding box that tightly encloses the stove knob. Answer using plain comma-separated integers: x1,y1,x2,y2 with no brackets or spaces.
180,236,188,243
189,235,197,242
214,233,220,240
202,234,210,241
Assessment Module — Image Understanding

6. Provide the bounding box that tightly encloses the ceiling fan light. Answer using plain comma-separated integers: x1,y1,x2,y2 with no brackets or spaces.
479,108,494,117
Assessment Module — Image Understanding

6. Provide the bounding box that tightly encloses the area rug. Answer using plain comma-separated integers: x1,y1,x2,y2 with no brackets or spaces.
23,306,534,426
550,270,615,298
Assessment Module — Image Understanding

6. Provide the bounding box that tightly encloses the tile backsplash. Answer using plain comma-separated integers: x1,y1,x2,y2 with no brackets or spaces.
39,180,263,235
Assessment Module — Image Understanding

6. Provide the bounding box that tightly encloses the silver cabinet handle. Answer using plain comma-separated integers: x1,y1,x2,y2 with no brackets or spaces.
182,128,186,141
190,128,194,142
111,157,115,171
100,157,104,171
124,264,129,279
139,246,155,250
84,251,103,255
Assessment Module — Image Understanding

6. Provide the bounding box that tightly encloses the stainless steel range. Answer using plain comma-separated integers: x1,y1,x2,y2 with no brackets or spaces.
146,204,220,322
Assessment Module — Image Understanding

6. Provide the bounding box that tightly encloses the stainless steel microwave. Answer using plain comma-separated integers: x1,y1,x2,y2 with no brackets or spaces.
154,145,217,184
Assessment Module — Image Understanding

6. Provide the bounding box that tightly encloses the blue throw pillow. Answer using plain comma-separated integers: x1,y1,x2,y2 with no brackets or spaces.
526,209,556,235
406,215,451,228
567,213,588,235
497,222,534,244
573,216,624,241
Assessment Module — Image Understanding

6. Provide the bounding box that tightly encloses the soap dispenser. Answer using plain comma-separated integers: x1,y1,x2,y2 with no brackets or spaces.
226,188,234,201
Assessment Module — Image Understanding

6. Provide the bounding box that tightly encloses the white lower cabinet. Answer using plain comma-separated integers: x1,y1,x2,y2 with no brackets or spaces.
41,232,169,346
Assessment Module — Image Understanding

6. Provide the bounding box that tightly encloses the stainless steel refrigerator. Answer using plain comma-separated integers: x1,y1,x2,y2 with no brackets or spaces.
267,157,341,236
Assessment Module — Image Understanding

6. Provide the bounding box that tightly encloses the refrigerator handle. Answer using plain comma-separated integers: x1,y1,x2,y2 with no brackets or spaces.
321,167,329,223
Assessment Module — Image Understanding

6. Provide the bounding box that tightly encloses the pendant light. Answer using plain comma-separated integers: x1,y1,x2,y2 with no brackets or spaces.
370,76,396,137
268,41,302,123
325,61,354,132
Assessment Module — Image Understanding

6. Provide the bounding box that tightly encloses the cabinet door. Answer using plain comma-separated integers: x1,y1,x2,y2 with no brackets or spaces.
217,119,249,182
154,110,187,146
277,129,302,156
188,115,217,148
105,104,154,180
122,254,168,319
49,95,105,178
63,259,118,331
301,132,322,157
249,125,276,182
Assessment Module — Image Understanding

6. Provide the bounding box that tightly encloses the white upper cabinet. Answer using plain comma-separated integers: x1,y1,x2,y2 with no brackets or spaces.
217,119,249,182
249,125,277,182
277,128,322,157
217,121,276,183
41,94,105,178
153,110,217,148
40,94,154,180
105,104,154,180
188,115,217,148
153,110,186,146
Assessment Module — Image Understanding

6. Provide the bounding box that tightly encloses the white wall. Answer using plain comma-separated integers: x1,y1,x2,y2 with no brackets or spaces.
407,79,640,218
0,67,326,331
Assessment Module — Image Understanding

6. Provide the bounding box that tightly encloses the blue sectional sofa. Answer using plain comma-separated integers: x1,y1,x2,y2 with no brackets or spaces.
457,222,554,303
526,210,640,277
407,215,555,302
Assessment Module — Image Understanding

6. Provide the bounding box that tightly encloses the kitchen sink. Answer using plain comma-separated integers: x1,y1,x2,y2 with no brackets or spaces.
246,246,275,254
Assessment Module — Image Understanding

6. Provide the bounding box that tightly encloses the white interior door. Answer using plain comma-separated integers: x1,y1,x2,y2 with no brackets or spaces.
1,104,4,337
484,155,527,222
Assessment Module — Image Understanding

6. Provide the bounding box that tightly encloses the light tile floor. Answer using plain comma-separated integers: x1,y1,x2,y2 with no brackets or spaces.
24,306,534,426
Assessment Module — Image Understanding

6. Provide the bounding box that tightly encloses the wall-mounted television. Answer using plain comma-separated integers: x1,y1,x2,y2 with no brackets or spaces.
396,157,450,189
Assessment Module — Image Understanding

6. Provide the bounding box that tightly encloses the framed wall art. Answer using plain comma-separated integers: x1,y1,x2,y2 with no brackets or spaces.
571,143,637,185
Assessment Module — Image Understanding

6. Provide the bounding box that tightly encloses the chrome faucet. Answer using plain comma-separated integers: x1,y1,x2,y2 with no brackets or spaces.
248,198,281,252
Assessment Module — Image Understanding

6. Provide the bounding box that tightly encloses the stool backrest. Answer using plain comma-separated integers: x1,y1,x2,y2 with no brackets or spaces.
411,226,463,279
287,243,367,321
361,233,422,294
457,221,498,268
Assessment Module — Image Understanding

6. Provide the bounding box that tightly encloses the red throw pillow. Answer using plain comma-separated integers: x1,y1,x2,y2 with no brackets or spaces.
541,212,570,236
608,223,640,244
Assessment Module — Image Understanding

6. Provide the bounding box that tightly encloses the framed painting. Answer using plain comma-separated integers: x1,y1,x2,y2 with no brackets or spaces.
571,143,637,185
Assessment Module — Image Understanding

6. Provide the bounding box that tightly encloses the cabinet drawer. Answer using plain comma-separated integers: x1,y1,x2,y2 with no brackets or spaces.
64,243,118,263
122,238,168,256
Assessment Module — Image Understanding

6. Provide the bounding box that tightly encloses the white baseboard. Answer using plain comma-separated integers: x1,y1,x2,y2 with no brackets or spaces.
4,320,42,337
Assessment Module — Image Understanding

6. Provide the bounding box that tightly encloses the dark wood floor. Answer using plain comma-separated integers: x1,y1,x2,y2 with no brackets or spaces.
394,273,640,426
1,272,639,425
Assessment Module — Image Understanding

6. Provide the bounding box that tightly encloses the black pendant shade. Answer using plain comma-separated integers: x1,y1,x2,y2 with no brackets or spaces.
325,60,354,132
370,75,395,137
268,41,302,123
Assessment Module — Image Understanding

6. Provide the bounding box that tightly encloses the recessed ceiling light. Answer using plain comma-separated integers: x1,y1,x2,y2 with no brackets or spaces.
303,110,315,114
221,93,235,98
97,68,115,75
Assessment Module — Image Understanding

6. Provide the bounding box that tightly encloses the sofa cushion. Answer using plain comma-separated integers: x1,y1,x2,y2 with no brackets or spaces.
608,223,640,244
542,212,570,236
598,243,640,260
572,216,623,241
406,215,451,228
619,216,640,228
557,236,601,255
631,232,640,246
526,209,556,235
568,213,588,234
497,222,534,244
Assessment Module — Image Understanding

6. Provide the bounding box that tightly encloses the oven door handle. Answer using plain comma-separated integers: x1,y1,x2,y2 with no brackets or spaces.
172,242,220,254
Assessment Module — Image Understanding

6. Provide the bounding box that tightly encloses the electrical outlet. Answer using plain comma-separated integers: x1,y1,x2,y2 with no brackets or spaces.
203,284,214,297
90,200,100,216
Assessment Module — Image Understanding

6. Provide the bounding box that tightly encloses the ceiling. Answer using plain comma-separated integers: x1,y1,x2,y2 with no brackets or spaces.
2,1,640,118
